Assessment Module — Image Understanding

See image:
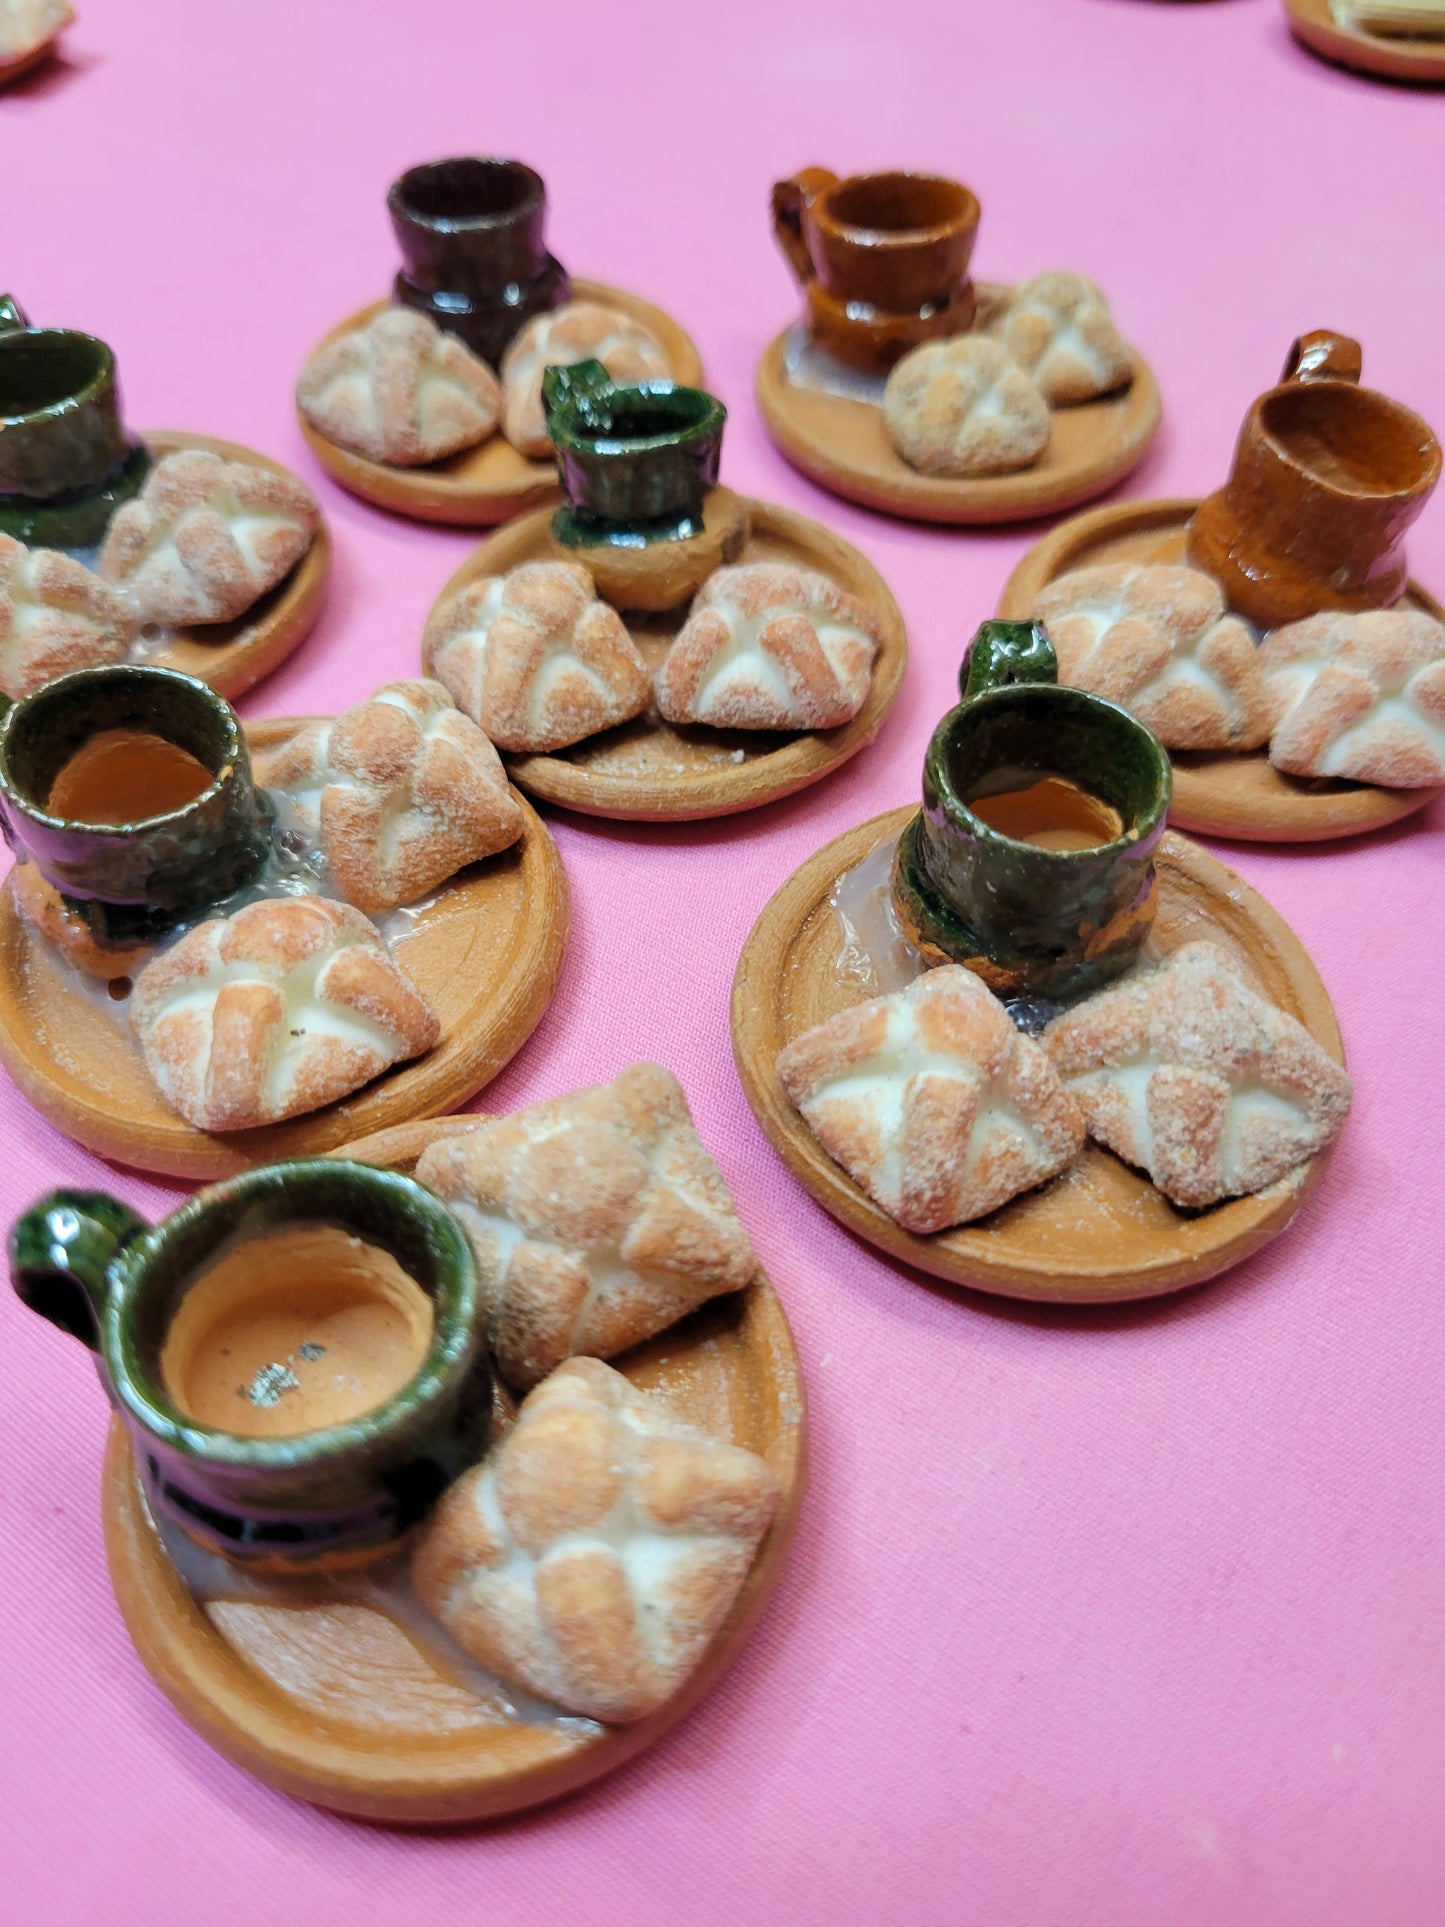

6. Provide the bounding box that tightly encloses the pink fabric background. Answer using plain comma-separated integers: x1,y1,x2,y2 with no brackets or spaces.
3,1,1443,1919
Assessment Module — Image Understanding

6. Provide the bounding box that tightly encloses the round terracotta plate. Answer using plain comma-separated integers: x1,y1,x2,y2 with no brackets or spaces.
732,807,1345,1305
755,301,1161,526
429,499,909,822
0,719,568,1180
0,30,65,86
102,1113,806,1826
1284,0,1445,81
128,433,331,702
298,282,705,527
998,497,1444,843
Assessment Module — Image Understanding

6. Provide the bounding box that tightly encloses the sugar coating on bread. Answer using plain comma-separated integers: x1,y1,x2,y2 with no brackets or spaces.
654,562,882,731
412,1355,779,1722
296,308,501,467
422,558,650,752
0,0,72,57
0,532,135,699
130,896,439,1131
499,301,671,457
1261,610,1445,787
252,680,523,914
1044,940,1352,1209
776,965,1085,1234
883,335,1050,478
415,1062,757,1392
1034,562,1273,750
986,272,1133,406
98,449,319,626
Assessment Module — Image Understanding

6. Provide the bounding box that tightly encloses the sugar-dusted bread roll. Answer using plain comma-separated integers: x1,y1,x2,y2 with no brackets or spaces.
412,1356,779,1722
415,1062,757,1392
1261,609,1445,787
0,532,136,699
296,308,501,467
0,0,72,58
777,965,1086,1234
1034,561,1273,751
252,679,523,915
654,562,882,731
499,300,672,457
98,449,319,626
1045,941,1352,1208
130,896,439,1131
986,272,1133,406
422,558,650,752
883,335,1050,478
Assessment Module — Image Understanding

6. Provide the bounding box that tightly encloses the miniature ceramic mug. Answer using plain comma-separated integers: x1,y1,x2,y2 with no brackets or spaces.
771,167,980,373
9,1160,491,1566
542,359,727,547
0,662,273,949
389,157,571,366
892,620,1172,1002
1187,331,1442,631
0,296,151,547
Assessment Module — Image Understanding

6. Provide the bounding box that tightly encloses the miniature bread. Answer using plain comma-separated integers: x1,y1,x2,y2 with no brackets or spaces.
1260,610,1445,787
11,864,151,981
0,0,72,59
415,1063,758,1392
499,300,672,458
412,1355,779,1722
776,965,1086,1234
0,533,136,699
1044,941,1352,1209
251,680,524,915
422,558,650,752
1033,562,1273,751
97,449,319,627
883,336,1050,478
296,308,502,467
130,896,439,1131
654,563,883,731
986,272,1133,406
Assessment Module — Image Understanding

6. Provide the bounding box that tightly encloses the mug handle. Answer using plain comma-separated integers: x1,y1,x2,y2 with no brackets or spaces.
959,619,1058,703
0,296,30,335
541,357,618,434
770,168,839,287
9,1190,149,1352
1282,330,1362,386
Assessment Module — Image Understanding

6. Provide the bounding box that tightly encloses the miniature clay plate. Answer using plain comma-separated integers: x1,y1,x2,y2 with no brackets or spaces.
754,288,1162,526
298,282,705,527
130,432,331,702
731,807,1345,1305
0,27,66,86
430,500,908,822
998,497,1444,843
1284,0,1445,82
101,1113,806,1825
0,718,568,1180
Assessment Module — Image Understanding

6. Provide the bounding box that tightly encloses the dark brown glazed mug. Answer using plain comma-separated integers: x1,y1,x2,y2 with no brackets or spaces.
771,167,980,373
1187,331,1441,631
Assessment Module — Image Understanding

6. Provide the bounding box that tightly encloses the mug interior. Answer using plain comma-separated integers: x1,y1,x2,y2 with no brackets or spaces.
825,171,976,239
560,383,722,452
390,156,542,230
1260,382,1440,497
0,328,109,422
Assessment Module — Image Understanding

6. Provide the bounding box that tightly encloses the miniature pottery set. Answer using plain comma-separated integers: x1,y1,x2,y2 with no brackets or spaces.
1285,0,1445,82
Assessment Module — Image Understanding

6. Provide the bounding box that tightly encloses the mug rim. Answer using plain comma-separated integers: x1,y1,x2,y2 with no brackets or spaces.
1256,378,1443,500
819,169,981,247
0,324,114,428
547,379,726,458
388,155,545,234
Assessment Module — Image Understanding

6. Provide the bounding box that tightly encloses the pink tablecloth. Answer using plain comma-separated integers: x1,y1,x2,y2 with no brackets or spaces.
3,1,1443,1919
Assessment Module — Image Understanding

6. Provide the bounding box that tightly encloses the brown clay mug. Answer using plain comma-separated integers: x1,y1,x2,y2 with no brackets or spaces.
771,167,980,374
1187,331,1441,631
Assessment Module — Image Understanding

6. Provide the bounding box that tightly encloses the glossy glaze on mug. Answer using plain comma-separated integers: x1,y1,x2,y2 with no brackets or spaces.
1187,331,1441,630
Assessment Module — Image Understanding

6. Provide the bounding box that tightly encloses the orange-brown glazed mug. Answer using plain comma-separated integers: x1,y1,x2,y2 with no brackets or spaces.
1186,331,1441,631
771,167,980,374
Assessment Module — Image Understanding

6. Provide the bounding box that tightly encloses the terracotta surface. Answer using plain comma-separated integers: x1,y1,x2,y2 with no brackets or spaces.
102,1113,807,1824
0,35,65,87
430,499,908,822
732,809,1344,1303
1285,0,1445,78
579,485,752,612
1000,496,1444,840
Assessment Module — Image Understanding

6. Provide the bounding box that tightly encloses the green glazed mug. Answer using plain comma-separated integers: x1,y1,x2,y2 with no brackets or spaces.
892,619,1172,1002
9,1160,491,1566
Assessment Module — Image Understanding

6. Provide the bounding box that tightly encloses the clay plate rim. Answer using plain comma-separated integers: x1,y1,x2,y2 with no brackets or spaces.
754,310,1162,527
0,32,64,84
296,282,706,527
731,806,1345,1305
133,432,332,702
1284,0,1445,81
101,1114,807,1825
429,499,909,822
998,495,1444,843
0,718,568,1180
